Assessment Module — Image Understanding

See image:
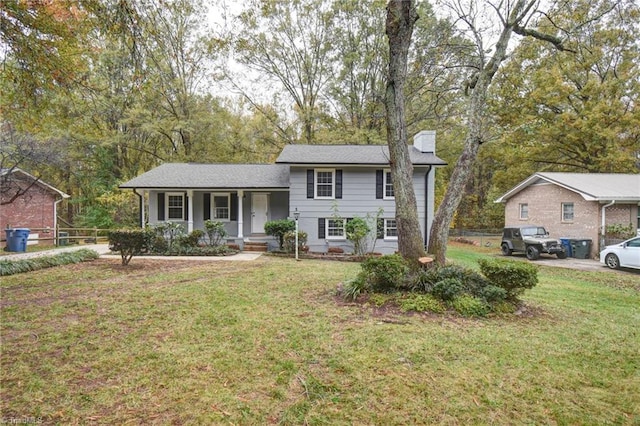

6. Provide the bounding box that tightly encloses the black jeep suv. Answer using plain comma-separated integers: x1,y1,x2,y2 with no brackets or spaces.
501,225,567,260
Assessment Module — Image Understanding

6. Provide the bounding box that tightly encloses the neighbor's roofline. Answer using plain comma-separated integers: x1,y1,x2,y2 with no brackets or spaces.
1,167,70,198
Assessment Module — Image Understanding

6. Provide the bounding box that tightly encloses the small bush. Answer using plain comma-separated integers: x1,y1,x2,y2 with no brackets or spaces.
412,264,490,296
264,219,296,250
431,278,465,302
204,220,227,246
451,295,490,317
108,229,154,265
478,258,538,300
360,254,409,292
283,230,308,253
0,249,99,276
399,293,446,314
345,216,371,256
343,276,369,301
479,285,508,303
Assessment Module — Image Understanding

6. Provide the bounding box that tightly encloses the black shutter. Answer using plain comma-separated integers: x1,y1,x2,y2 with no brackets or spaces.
307,169,314,198
203,193,211,221
230,194,238,221
335,169,342,199
184,193,189,221
318,218,325,239
157,193,165,221
376,170,383,199
377,218,384,239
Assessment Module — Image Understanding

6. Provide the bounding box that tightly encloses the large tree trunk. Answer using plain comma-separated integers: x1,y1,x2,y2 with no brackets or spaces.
427,0,527,265
384,0,424,266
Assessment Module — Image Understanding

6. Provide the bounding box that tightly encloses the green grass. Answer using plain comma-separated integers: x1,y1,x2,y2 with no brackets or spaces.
1,249,639,424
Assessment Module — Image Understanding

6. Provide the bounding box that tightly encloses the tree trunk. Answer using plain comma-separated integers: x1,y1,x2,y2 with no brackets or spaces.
427,0,525,265
384,0,424,266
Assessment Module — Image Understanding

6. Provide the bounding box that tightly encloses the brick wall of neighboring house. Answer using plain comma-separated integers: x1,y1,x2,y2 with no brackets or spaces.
1,177,58,246
504,182,637,258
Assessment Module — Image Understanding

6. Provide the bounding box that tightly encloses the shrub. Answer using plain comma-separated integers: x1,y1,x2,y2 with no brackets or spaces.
478,258,538,300
345,216,371,256
342,276,369,301
177,229,204,248
108,229,154,265
264,219,296,250
412,264,490,296
0,249,99,276
283,230,308,253
204,220,227,246
479,285,508,303
152,222,184,251
451,295,490,317
399,293,446,314
360,254,409,292
431,278,465,302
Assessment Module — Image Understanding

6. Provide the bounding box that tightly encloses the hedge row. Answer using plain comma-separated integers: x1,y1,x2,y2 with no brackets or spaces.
0,249,100,276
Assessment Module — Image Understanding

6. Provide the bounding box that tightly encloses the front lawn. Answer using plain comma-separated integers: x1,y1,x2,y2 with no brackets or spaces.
1,249,638,424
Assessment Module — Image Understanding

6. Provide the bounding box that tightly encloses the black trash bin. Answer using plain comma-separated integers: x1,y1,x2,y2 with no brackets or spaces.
5,228,30,252
570,239,592,259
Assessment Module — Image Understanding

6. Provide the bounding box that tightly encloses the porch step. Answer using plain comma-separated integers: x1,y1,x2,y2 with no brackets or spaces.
244,242,268,252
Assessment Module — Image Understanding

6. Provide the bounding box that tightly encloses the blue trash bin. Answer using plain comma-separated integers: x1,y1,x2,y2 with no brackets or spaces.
560,238,572,257
5,228,30,252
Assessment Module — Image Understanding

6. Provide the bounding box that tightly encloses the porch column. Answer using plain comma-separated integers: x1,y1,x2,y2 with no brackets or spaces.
187,190,194,233
237,190,244,238
139,189,146,229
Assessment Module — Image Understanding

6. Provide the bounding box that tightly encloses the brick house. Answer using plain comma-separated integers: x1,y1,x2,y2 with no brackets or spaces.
1,168,70,246
495,172,640,258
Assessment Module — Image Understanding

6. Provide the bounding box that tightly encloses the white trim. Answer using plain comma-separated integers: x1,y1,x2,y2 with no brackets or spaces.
325,218,346,240
315,168,335,199
384,218,398,240
211,192,231,222
383,169,395,200
166,192,185,221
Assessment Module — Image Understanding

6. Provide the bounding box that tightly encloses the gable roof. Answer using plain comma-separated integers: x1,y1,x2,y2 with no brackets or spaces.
1,168,70,199
119,163,290,190
275,144,446,166
495,172,640,203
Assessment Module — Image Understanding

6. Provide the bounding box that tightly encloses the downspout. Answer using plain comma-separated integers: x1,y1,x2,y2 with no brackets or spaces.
54,197,64,246
601,200,615,250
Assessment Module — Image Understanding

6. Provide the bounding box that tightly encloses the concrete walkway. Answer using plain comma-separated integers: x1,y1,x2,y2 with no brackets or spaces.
1,244,263,262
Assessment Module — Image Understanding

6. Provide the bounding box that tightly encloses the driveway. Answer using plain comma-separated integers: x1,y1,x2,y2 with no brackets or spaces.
508,253,638,275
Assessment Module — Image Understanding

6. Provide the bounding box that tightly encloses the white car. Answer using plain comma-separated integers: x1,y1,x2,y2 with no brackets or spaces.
600,236,640,270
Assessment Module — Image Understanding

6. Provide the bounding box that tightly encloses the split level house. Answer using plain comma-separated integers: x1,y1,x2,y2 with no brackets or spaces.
496,172,640,258
119,131,446,254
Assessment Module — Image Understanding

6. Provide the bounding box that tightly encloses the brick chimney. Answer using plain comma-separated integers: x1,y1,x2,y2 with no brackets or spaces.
413,130,436,153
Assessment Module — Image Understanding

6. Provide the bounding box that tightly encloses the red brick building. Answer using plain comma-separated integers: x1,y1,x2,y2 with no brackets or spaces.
496,173,640,258
1,168,69,246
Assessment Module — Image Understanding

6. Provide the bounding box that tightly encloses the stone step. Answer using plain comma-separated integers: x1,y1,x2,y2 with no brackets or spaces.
244,242,268,252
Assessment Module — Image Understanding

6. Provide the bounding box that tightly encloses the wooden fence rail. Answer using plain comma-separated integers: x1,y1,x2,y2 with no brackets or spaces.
1,227,110,246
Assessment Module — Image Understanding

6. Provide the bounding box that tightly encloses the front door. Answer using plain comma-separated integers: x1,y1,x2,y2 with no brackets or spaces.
251,193,269,233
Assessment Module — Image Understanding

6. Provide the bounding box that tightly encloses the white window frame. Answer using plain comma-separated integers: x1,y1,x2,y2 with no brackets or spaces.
315,169,335,199
519,203,529,220
384,169,394,200
212,192,231,222
562,202,574,222
384,218,398,240
326,218,346,240
166,192,185,221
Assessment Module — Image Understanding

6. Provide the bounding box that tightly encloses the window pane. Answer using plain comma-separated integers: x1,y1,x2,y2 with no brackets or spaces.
385,171,394,198
385,219,398,237
167,195,183,219
316,171,333,197
214,195,229,219
327,219,344,237
519,203,528,219
562,203,574,221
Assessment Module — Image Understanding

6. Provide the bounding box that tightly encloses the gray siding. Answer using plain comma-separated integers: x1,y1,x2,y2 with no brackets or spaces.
289,166,430,254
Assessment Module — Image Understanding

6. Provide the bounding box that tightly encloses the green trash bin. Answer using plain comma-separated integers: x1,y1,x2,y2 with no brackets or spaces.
570,239,592,259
